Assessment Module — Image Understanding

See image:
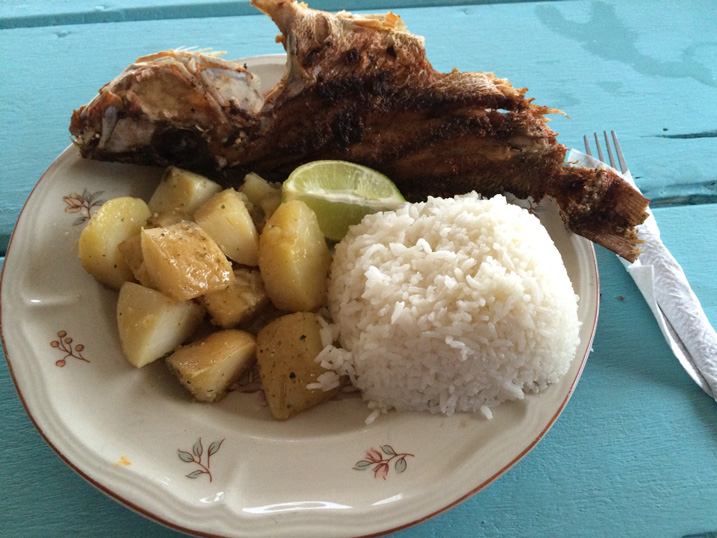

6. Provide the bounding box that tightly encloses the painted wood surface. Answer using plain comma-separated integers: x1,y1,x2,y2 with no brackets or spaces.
1,0,550,28
1,0,716,536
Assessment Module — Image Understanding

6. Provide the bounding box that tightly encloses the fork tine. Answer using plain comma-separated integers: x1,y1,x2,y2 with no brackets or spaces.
603,131,617,169
593,132,605,163
583,135,592,157
611,131,629,173
584,131,630,173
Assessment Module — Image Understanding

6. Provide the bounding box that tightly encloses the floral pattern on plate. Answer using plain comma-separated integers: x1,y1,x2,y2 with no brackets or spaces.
63,189,105,225
178,438,225,482
354,445,415,479
50,330,89,367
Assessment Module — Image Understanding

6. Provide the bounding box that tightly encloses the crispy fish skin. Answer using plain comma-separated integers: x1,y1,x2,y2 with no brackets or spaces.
247,0,648,261
69,0,649,261
245,0,558,176
70,50,263,171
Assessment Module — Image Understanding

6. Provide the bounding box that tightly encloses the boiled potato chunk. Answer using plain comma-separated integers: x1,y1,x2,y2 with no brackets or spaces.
202,267,270,328
117,282,206,368
194,189,259,266
141,221,234,301
117,234,154,288
166,330,257,402
78,197,151,289
239,172,278,206
256,312,340,420
145,210,191,229
259,191,282,221
148,167,222,215
258,200,331,312
239,172,281,219
239,302,288,336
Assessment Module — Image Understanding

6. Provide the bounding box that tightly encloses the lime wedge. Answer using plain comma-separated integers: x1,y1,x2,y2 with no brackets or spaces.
282,160,406,241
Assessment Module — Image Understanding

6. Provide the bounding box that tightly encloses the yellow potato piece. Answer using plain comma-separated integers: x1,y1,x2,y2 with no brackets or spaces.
256,312,340,420
202,267,270,329
259,192,282,220
145,210,192,229
141,221,234,301
117,234,154,288
117,282,206,368
78,197,151,289
148,166,222,215
258,200,331,312
239,172,279,206
194,189,259,266
166,329,257,402
239,172,282,219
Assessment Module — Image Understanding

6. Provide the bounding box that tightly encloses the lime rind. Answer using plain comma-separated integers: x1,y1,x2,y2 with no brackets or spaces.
282,160,406,241
294,190,403,209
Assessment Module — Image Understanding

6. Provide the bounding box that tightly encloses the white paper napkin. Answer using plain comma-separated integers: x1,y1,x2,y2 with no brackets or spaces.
567,149,717,400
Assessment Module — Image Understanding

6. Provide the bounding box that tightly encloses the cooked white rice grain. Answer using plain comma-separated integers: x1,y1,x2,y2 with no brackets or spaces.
326,193,580,419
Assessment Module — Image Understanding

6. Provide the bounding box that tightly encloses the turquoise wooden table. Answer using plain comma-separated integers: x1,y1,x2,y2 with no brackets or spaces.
2,0,716,536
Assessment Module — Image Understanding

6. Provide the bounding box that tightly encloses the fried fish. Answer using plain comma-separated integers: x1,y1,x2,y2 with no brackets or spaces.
70,0,649,261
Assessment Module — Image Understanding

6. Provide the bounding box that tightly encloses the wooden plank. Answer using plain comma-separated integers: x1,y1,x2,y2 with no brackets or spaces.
0,0,559,29
1,2,716,535
0,0,258,28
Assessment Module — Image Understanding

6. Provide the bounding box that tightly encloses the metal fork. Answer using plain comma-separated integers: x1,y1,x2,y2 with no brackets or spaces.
583,131,717,399
583,131,629,174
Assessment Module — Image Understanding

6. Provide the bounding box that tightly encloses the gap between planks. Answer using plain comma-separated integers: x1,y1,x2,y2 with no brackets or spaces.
0,0,563,30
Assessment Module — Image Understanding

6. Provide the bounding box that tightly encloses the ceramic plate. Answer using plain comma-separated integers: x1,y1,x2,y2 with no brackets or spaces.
1,55,599,538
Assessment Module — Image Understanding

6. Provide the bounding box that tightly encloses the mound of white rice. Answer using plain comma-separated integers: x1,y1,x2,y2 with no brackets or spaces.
320,193,580,422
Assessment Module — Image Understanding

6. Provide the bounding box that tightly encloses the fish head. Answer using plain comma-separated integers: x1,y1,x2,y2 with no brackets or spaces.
69,49,264,171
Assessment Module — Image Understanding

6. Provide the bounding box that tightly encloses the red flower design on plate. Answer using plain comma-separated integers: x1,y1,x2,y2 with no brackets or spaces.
354,445,414,479
50,330,89,367
63,189,105,225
